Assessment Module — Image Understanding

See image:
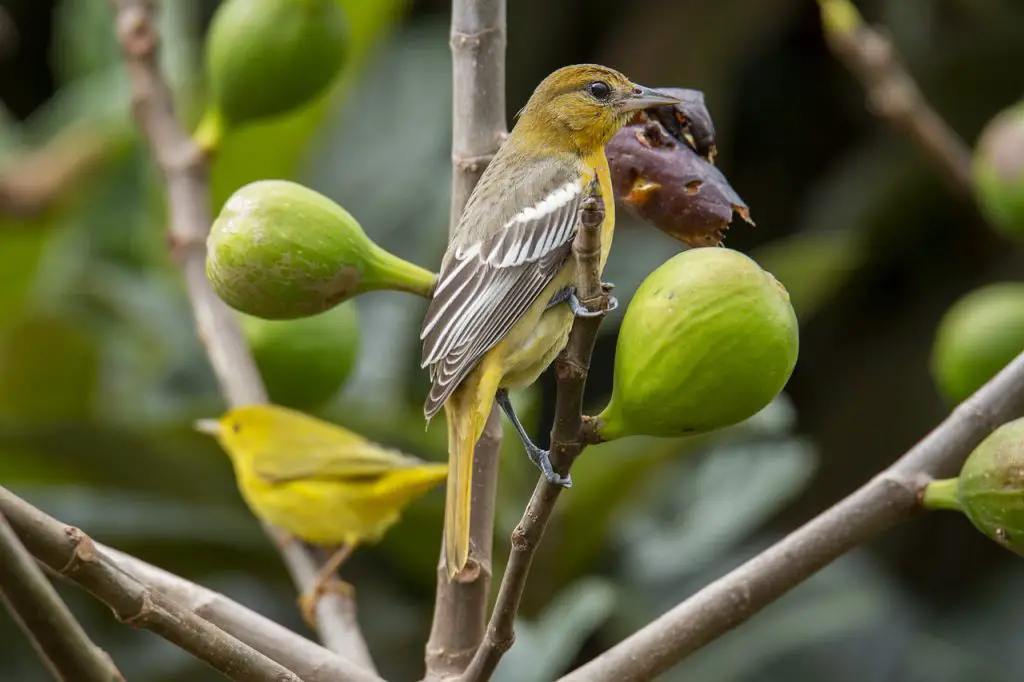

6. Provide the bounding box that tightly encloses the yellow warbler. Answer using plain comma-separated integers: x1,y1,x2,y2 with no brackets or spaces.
195,403,447,625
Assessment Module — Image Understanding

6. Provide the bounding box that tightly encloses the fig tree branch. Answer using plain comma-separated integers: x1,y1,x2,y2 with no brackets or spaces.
0,511,124,682
110,0,376,670
559,349,1024,682
0,127,113,221
461,183,612,682
0,486,308,682
424,0,507,678
817,0,973,192
100,544,381,682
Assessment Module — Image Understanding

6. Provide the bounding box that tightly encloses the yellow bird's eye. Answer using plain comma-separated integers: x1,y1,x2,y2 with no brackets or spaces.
586,80,611,101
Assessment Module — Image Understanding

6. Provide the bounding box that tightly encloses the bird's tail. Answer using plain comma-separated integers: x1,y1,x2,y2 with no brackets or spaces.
442,350,503,579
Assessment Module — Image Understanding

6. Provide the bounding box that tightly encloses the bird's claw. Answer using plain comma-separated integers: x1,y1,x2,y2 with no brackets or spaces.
547,286,617,318
298,578,355,630
527,443,572,488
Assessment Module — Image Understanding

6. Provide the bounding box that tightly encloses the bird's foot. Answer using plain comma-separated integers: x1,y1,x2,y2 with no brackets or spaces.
546,286,618,317
526,442,572,488
298,577,355,630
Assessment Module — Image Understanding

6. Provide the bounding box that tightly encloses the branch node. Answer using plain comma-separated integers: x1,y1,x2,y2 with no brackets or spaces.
453,153,497,173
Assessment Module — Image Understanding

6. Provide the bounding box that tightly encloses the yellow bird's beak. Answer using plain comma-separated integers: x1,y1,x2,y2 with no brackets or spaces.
194,418,222,436
621,84,681,112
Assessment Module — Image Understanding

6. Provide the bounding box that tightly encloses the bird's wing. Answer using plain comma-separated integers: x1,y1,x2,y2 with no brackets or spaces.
243,411,428,484
419,162,584,417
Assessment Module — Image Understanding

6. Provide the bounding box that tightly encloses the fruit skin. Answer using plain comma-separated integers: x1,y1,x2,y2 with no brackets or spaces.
973,99,1024,241
930,283,1024,405
207,180,436,320
240,303,360,410
596,247,799,440
957,417,1024,556
204,0,348,130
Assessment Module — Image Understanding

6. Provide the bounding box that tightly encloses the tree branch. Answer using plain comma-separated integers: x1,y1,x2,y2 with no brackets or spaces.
0,487,306,682
461,183,612,682
424,0,507,678
0,127,113,221
559,349,1024,682
817,0,973,192
0,512,124,682
110,0,375,668
99,544,383,682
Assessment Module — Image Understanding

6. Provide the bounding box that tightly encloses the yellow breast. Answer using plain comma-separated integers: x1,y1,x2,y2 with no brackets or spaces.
498,151,615,389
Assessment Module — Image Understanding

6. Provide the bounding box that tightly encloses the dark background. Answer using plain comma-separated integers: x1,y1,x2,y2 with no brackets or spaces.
1,1,1023,680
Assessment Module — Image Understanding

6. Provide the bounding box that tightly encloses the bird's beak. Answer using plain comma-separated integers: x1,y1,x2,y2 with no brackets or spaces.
194,418,221,436
621,84,682,112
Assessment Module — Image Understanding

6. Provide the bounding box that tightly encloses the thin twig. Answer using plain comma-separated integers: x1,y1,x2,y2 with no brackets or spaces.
0,512,123,682
559,349,1024,682
0,127,113,221
0,487,305,682
817,0,973,192
461,184,612,682
110,0,375,667
424,0,508,678
100,544,382,682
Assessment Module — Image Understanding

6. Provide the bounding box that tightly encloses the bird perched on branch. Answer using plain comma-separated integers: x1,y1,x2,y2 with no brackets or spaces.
195,404,448,626
419,64,680,578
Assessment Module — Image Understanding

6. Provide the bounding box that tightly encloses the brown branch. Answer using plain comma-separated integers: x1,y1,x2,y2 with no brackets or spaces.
0,512,124,682
100,544,384,682
0,487,305,682
424,0,507,678
461,183,611,682
559,349,1024,682
817,0,973,192
110,0,375,668
0,127,113,221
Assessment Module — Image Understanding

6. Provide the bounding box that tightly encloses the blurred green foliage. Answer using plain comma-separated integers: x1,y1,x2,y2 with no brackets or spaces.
0,1,1023,681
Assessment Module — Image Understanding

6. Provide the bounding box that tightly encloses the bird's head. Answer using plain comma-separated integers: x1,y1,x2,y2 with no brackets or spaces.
514,64,681,156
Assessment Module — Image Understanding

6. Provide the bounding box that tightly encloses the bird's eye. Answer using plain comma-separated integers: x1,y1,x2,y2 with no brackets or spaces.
587,80,611,101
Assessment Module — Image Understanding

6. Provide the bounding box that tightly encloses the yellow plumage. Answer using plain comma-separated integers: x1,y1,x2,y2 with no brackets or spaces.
196,403,447,622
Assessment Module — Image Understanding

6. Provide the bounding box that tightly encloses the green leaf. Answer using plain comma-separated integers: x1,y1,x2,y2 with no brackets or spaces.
752,230,867,322
0,314,100,423
620,436,817,584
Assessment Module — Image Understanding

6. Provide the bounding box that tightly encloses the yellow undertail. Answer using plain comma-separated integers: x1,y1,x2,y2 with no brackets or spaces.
442,347,505,578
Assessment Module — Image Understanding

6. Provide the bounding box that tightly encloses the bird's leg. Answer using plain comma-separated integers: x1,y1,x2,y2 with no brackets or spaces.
546,284,619,317
298,542,357,629
495,388,572,488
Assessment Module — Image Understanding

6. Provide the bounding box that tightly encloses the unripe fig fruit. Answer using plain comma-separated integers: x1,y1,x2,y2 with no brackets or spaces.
930,283,1024,405
956,417,1024,556
972,99,1024,241
197,0,348,147
596,247,798,440
240,302,359,410
207,180,435,319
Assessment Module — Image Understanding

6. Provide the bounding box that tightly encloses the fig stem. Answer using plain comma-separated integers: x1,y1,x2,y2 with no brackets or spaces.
921,477,964,513
192,107,224,157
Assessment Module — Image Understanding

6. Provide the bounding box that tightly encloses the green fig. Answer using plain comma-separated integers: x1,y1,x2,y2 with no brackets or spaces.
207,180,435,320
954,417,1024,556
972,99,1024,241
930,283,1024,405
240,302,360,410
196,0,348,149
596,247,798,440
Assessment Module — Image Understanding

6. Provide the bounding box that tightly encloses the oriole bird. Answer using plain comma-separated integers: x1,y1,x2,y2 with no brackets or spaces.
419,64,680,577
